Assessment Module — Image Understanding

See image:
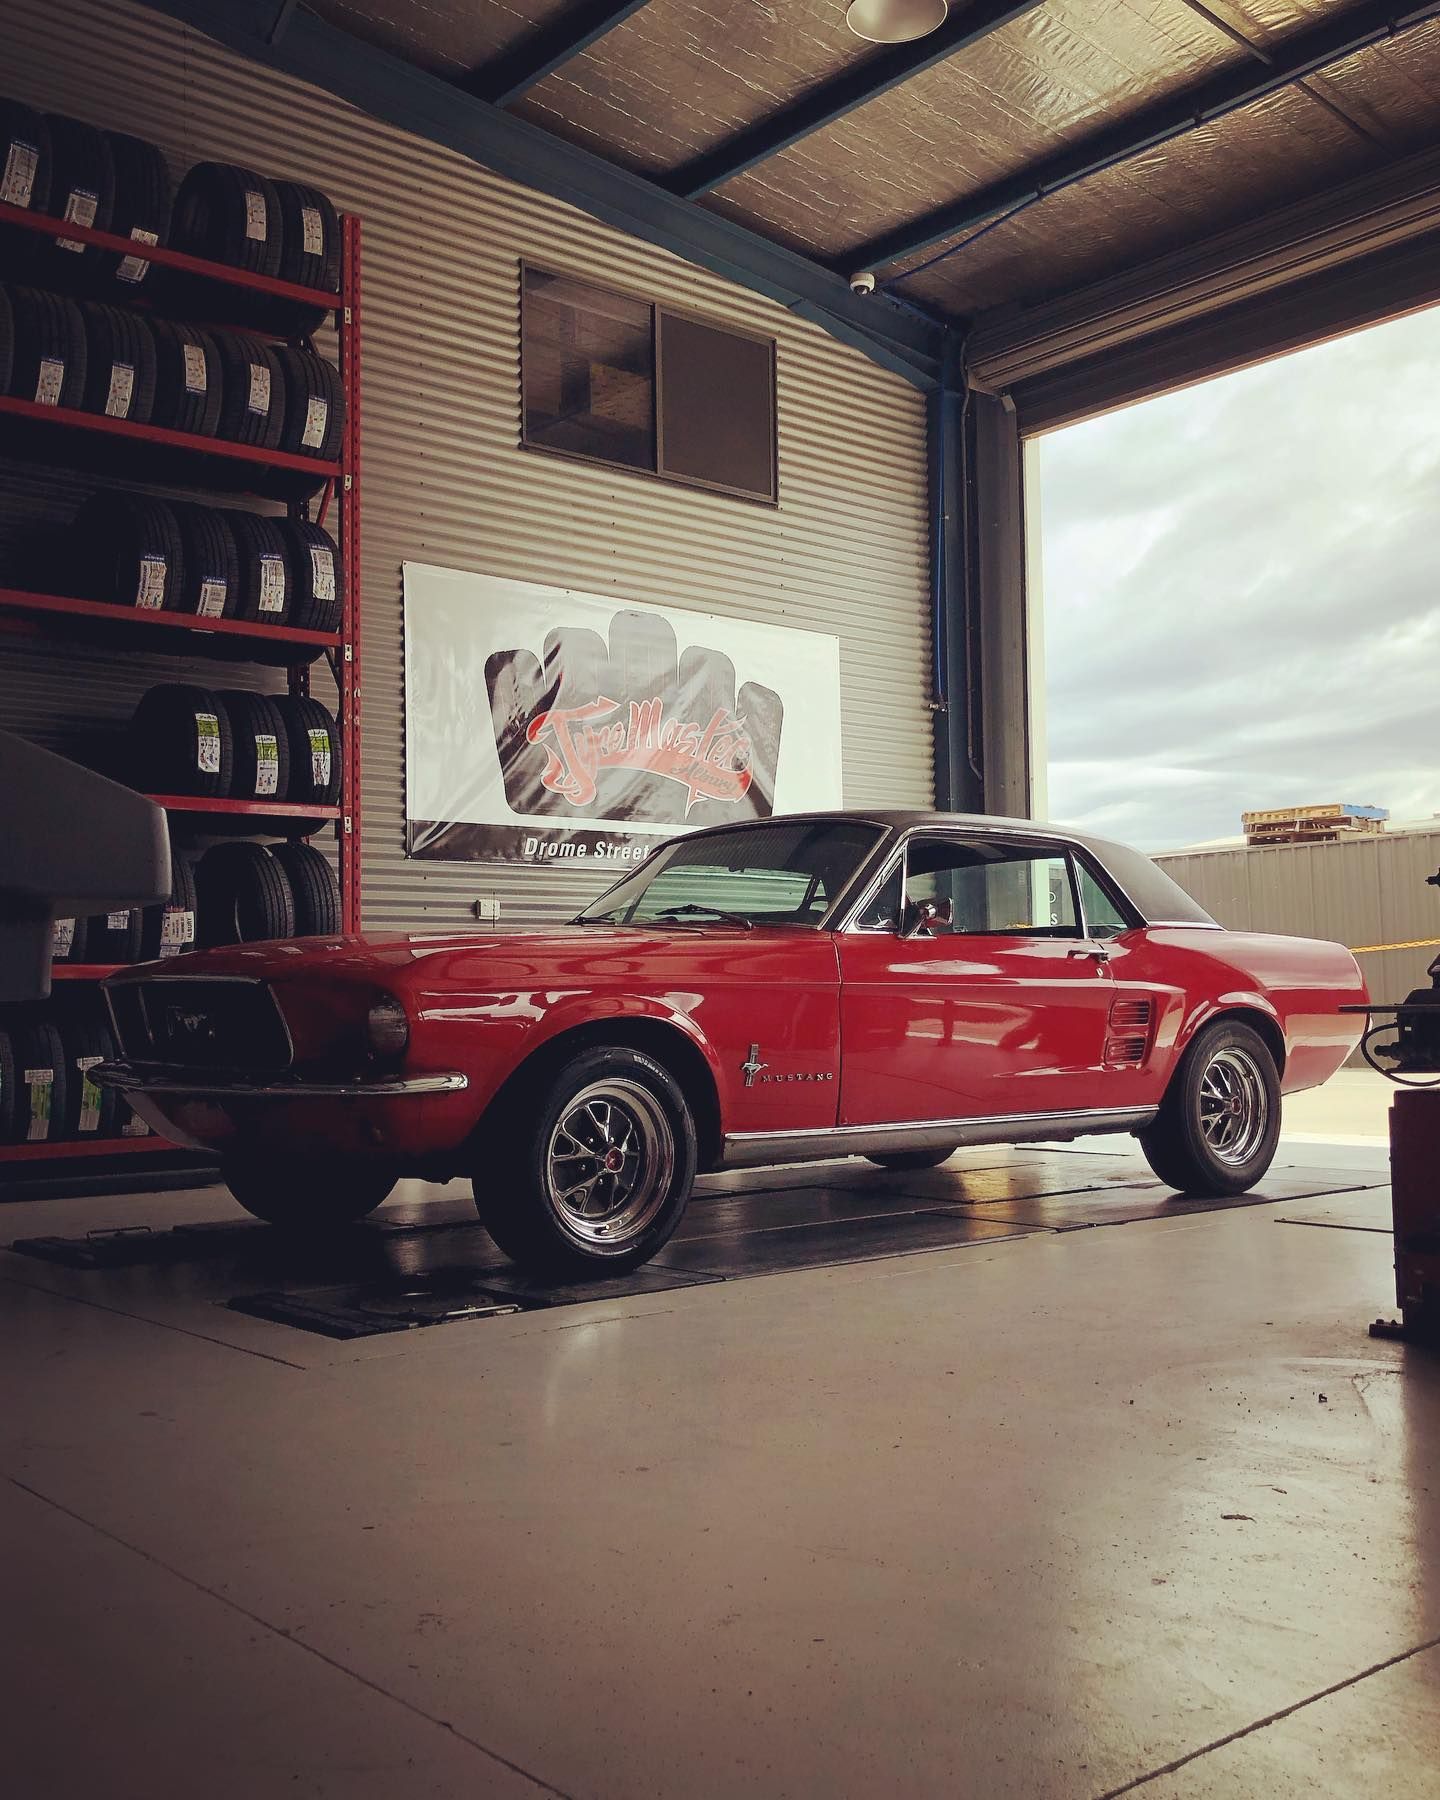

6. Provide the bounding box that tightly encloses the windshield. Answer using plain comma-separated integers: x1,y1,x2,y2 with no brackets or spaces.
576,820,883,928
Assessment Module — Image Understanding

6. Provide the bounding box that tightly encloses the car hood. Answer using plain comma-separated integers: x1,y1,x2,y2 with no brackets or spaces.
108,925,799,984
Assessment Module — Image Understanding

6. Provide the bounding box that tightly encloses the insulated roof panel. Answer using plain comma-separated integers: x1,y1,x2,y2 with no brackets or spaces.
699,0,1238,262
511,0,870,174
888,76,1383,314
306,0,569,77
300,0,1440,324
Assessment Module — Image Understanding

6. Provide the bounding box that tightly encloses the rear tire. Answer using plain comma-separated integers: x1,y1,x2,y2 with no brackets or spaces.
865,1147,958,1171
224,1156,396,1229
1139,1020,1280,1196
474,1046,697,1277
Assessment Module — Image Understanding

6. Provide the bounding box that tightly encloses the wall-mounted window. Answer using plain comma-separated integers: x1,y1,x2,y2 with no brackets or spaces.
521,266,777,505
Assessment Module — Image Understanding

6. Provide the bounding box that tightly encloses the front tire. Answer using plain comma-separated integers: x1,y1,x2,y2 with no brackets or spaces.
1139,1021,1280,1196
865,1147,958,1171
474,1046,697,1278
223,1156,396,1228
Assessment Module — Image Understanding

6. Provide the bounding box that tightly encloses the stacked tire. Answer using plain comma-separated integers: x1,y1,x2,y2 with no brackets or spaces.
0,1003,148,1146
55,492,340,646
0,284,343,458
170,163,340,331
1,284,87,406
196,840,339,945
127,683,340,805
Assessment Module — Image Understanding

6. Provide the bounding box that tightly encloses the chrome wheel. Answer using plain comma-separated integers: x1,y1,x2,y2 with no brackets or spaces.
544,1077,676,1251
1198,1046,1270,1166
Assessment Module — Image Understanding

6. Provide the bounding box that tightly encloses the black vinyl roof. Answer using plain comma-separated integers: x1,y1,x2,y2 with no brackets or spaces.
671,809,1220,927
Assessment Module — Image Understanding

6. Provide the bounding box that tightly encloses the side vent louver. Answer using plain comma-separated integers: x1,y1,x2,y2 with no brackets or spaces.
1105,995,1155,1067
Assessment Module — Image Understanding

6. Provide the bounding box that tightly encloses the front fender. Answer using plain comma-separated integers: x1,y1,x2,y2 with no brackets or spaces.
409,983,725,1125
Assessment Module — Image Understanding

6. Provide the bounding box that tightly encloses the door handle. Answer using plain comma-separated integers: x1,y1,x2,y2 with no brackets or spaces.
1068,943,1110,963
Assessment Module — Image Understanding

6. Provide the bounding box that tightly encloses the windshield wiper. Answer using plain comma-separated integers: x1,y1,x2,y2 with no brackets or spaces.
654,904,754,929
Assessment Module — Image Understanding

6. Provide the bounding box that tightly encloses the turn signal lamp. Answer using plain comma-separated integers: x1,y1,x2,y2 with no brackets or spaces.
365,995,410,1063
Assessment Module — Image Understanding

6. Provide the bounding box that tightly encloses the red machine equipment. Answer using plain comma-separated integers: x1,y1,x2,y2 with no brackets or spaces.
1351,866,1440,1343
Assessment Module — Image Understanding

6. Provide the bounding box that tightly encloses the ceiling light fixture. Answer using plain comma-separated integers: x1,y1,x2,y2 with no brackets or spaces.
845,0,948,43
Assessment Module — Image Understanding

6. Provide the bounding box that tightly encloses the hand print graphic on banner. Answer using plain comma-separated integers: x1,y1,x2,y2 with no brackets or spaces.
404,566,841,864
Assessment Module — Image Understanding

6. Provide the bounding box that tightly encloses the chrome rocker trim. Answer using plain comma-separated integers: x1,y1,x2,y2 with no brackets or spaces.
91,1063,469,1100
719,1104,1159,1168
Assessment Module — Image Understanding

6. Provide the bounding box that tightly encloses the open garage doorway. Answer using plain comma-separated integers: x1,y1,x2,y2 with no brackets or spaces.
1029,303,1440,854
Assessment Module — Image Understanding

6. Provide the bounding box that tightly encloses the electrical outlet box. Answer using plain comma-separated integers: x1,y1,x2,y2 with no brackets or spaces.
472,897,501,923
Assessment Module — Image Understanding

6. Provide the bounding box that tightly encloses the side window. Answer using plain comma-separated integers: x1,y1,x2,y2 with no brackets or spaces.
853,862,903,933
1075,859,1131,939
902,838,1080,938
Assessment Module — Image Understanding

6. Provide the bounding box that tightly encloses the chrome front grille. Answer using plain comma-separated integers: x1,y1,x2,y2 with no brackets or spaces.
105,978,293,1073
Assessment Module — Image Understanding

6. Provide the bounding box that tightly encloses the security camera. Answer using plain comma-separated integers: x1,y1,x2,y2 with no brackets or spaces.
849,271,876,296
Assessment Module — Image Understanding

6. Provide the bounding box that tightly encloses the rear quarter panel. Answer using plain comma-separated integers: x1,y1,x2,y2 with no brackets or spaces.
1114,928,1366,1094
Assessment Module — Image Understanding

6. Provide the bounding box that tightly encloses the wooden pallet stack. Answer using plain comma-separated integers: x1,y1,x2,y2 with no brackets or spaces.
1242,803,1388,847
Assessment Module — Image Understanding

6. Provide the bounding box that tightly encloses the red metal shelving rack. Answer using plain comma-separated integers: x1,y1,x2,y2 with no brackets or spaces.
0,586,342,652
0,195,363,1172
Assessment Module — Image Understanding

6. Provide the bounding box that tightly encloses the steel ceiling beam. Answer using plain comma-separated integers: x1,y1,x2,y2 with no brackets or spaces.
847,0,1440,276
459,0,655,107
133,0,946,388
665,0,1047,200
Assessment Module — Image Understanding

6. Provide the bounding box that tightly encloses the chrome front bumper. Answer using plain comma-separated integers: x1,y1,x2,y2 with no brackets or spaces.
92,1062,468,1100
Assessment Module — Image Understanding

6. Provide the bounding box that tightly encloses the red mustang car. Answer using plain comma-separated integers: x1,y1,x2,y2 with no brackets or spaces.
99,812,1366,1275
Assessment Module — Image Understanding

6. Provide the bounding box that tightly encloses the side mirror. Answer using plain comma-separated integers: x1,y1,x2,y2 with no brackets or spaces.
901,898,942,939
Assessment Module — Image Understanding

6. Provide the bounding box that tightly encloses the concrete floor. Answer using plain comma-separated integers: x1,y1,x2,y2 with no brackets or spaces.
3,1122,1438,1799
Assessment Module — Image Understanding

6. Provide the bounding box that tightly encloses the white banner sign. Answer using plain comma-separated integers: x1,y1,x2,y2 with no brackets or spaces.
404,565,843,864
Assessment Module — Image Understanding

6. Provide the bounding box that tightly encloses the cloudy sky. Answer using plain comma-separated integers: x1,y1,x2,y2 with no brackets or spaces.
1033,304,1440,852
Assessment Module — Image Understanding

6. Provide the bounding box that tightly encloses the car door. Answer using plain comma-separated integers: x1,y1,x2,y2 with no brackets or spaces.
836,833,1119,1126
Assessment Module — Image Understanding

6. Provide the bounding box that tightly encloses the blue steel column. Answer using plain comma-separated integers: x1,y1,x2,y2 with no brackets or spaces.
930,332,983,814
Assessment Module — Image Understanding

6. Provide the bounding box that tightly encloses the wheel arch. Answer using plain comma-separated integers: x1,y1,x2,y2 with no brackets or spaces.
470,1015,725,1170
1183,1003,1287,1077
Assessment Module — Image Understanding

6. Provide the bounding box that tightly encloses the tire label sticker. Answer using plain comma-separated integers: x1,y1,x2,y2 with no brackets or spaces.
182,342,208,394
197,577,227,619
76,1055,104,1134
116,227,159,285
107,910,130,930
105,359,136,418
258,554,286,613
301,396,329,450
196,712,221,773
52,917,76,957
24,1067,53,1142
1,139,39,208
160,907,195,954
35,357,65,406
244,188,268,241
301,204,325,257
254,732,280,797
58,185,99,252
136,555,167,610
308,726,332,789
309,545,336,601
247,362,271,416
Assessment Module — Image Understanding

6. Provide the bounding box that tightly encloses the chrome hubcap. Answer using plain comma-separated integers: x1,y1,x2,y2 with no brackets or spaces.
1198,1047,1269,1166
545,1078,674,1251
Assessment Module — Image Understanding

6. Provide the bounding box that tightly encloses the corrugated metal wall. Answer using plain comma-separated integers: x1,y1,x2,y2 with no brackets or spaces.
6,0,932,932
1157,830,1440,1060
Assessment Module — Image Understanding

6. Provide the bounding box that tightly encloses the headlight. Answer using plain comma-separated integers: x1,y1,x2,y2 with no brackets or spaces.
365,995,409,1063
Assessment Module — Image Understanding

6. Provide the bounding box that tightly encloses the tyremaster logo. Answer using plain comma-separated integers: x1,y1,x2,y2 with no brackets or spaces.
480,609,784,863
403,567,841,867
